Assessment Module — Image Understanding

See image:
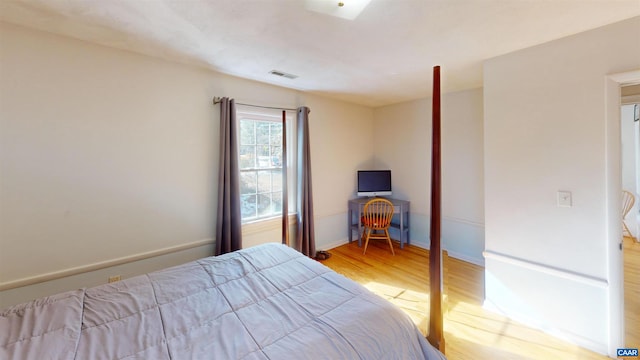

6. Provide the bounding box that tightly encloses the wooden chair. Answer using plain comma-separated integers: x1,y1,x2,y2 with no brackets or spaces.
622,190,636,240
361,198,395,255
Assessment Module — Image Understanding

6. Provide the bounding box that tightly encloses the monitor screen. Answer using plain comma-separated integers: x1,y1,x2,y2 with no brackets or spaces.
357,170,392,197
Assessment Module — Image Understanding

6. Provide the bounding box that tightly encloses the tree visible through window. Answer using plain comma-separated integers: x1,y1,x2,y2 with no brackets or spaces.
238,113,284,222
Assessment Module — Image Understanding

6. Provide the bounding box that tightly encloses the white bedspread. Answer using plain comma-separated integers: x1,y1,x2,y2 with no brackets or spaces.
1,243,446,359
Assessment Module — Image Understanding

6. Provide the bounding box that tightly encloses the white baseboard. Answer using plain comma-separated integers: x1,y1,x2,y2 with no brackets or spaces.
483,299,608,356
0,239,214,308
445,249,485,267
0,238,214,291
483,250,607,288
318,238,350,251
483,251,612,357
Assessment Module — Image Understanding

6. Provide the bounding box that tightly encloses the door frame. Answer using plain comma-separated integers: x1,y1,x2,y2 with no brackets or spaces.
605,69,640,356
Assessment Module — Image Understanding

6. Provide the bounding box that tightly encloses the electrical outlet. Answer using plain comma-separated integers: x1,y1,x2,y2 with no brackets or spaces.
108,275,122,283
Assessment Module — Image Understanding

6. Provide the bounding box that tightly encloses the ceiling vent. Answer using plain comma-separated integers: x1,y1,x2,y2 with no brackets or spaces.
269,70,298,79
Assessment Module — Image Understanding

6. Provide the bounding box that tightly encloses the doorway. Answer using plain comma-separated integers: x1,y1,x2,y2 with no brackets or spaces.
621,86,640,348
621,100,639,240
605,70,640,356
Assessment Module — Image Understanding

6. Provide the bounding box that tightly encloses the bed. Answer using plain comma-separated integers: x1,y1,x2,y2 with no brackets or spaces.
1,243,446,359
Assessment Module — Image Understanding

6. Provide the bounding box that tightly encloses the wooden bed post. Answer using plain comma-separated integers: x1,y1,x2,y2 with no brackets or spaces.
282,110,289,246
427,65,445,353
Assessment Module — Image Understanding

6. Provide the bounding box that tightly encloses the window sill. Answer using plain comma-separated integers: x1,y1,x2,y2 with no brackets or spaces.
242,214,297,236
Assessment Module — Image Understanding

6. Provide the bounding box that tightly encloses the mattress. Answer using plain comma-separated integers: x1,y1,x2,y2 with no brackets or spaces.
1,243,446,359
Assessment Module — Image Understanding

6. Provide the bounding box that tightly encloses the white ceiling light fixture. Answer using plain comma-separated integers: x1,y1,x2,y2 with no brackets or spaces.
304,0,372,20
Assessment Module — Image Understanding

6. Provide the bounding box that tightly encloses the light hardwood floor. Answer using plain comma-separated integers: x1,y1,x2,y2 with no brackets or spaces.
319,238,639,359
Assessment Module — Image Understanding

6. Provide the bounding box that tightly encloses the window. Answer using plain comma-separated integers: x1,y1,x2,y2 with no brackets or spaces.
238,109,294,223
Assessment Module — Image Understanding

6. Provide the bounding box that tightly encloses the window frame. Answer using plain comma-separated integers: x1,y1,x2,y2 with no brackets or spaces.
236,107,296,225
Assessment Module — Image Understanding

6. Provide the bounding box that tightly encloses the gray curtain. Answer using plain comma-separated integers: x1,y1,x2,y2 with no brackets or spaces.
296,106,315,257
216,97,242,255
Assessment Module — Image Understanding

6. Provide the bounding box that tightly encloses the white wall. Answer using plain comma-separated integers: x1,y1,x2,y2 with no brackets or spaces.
483,16,640,356
0,23,218,290
0,22,374,307
304,95,375,249
372,88,485,264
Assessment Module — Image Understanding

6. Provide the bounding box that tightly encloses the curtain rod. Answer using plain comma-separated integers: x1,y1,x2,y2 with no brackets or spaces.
212,96,298,111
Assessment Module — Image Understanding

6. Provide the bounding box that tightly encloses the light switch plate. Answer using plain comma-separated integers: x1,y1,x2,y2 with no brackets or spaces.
557,191,572,207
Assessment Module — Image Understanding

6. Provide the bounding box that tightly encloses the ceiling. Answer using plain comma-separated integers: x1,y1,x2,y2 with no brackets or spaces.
1,0,639,107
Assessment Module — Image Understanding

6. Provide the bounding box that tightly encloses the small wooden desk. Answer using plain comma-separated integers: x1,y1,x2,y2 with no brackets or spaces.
348,197,410,248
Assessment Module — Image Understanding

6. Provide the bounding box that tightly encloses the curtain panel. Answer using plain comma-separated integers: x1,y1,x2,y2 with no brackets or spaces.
215,97,242,255
296,106,316,258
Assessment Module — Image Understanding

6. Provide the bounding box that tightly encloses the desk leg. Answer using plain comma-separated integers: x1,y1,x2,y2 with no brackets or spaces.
357,207,362,247
399,207,410,249
348,208,353,243
406,211,410,245
400,210,405,249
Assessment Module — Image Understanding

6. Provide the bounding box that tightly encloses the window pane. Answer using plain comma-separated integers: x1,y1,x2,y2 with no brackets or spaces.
240,171,257,195
240,121,255,145
256,122,270,145
270,123,282,146
272,169,282,190
241,194,257,219
239,145,256,168
272,191,282,213
257,145,270,168
257,170,272,193
257,193,273,217
271,146,282,167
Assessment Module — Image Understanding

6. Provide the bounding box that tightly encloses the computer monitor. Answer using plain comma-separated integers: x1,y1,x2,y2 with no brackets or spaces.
357,170,392,197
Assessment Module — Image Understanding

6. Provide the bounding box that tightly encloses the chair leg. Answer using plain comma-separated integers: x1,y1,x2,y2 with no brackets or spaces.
624,222,632,237
385,229,395,255
623,222,637,241
363,228,371,255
